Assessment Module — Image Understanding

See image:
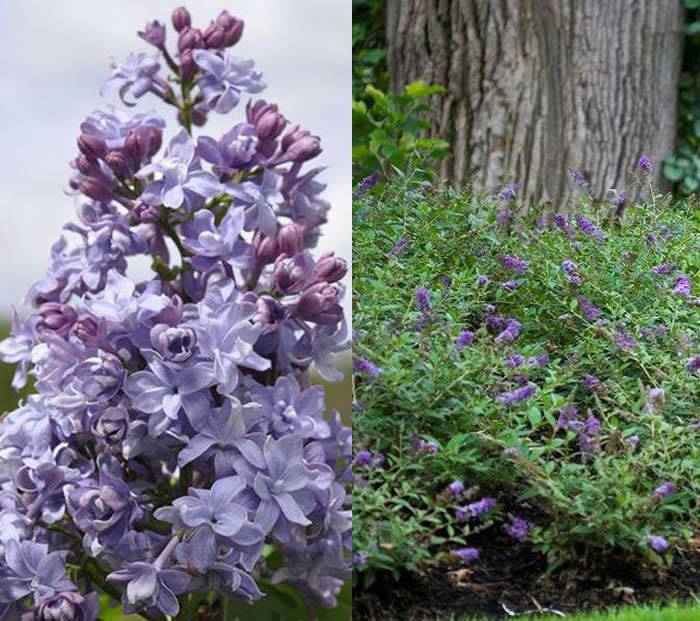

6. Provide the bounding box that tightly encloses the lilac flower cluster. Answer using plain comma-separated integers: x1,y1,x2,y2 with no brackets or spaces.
0,8,350,618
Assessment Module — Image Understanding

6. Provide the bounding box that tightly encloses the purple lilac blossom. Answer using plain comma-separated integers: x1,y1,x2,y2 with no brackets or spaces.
0,7,351,615
194,50,265,114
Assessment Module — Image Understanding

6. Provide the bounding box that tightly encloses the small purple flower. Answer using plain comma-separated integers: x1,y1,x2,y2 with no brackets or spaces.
561,259,582,286
137,129,223,210
638,155,653,174
457,497,496,520
352,552,367,568
672,275,691,298
615,325,637,351
101,53,160,102
576,215,607,243
34,591,99,621
497,182,518,201
415,287,432,315
194,49,266,114
583,374,599,390
500,255,528,275
456,330,475,350
506,517,530,542
450,547,479,564
570,169,588,188
227,169,284,236
505,354,523,368
353,357,383,378
612,191,627,210
653,482,676,499
181,207,254,271
448,480,465,497
497,383,536,406
556,404,580,432
626,434,640,448
651,263,675,276
686,356,700,373
390,236,410,255
495,318,521,344
353,450,373,467
648,535,668,553
476,275,490,287
353,174,380,200
502,280,519,292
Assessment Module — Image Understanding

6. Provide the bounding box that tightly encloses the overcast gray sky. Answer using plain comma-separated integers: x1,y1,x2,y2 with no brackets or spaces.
0,1,351,311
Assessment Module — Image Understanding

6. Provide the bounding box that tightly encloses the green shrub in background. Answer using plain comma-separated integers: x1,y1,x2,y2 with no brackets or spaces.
353,174,700,582
663,0,700,194
352,82,450,183
352,0,388,100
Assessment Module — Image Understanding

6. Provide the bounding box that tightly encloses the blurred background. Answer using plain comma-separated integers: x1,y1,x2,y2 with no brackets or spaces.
0,0,352,414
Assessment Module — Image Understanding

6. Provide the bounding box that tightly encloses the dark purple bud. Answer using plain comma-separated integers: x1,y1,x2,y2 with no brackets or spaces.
179,49,196,81
203,24,227,49
294,282,341,324
223,21,244,47
191,102,209,127
178,27,204,52
138,20,166,48
74,155,94,176
131,201,160,224
37,303,77,338
246,100,287,140
90,406,129,444
105,150,129,177
277,223,305,256
71,314,107,347
254,231,279,265
171,7,191,32
77,135,107,161
78,177,113,202
312,252,347,283
281,126,322,163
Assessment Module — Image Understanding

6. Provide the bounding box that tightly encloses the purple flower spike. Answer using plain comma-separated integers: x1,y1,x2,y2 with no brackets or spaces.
653,482,676,499
506,517,530,542
451,547,479,564
648,535,668,553
638,155,653,174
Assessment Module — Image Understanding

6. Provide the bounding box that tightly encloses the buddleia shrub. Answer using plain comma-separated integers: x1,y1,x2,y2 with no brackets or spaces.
0,7,350,620
353,167,700,576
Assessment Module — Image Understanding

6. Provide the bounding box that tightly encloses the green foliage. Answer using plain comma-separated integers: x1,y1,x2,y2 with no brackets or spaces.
353,176,700,575
352,82,450,182
352,0,388,99
664,1,700,194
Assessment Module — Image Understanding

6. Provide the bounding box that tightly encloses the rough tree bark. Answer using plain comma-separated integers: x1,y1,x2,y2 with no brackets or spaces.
386,0,684,209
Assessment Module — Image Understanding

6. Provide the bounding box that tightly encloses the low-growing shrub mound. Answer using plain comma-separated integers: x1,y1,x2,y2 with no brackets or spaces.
352,173,700,592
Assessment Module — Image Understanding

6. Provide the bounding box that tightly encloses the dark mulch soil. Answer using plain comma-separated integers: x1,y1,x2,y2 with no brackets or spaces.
353,533,700,620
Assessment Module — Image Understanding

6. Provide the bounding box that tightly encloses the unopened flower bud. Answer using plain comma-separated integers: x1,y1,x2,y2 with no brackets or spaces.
78,177,113,202
171,7,191,32
77,134,107,161
37,303,77,338
246,100,287,141
178,27,204,52
294,282,341,324
191,102,209,127
179,49,196,81
280,126,322,163
277,223,305,256
254,232,279,265
203,24,227,49
105,150,129,177
138,20,166,48
312,252,347,283
152,325,197,362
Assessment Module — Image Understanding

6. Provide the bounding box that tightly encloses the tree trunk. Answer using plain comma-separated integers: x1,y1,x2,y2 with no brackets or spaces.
386,0,684,210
